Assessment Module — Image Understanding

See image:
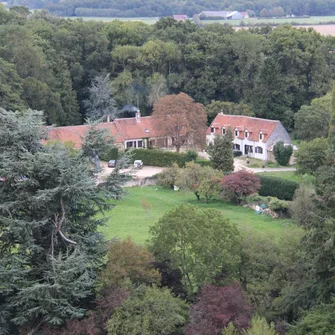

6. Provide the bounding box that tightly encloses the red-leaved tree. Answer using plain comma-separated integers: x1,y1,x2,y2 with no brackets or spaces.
185,283,253,335
221,170,261,203
152,92,207,152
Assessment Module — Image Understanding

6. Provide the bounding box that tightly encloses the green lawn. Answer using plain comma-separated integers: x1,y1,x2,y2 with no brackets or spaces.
99,186,299,244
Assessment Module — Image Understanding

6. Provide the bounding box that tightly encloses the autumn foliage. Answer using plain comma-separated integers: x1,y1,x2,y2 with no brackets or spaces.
153,92,207,152
185,283,253,335
221,171,261,203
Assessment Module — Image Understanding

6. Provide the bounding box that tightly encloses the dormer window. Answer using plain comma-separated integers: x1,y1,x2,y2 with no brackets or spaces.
245,130,249,138
211,126,215,134
234,128,239,137
222,127,226,135
259,132,264,140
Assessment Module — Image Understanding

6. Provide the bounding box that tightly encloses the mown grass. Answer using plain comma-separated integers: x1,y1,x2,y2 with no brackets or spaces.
99,186,299,244
258,171,315,184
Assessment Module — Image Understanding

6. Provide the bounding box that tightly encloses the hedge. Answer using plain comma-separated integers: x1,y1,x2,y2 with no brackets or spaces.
258,175,299,200
196,159,212,167
130,149,192,167
233,150,243,157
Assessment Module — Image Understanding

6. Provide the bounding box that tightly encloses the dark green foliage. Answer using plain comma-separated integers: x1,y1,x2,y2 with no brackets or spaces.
295,138,328,175
0,109,125,334
233,150,243,157
207,131,234,173
258,175,299,200
273,141,293,166
289,302,335,335
131,149,192,167
99,146,119,161
196,159,212,167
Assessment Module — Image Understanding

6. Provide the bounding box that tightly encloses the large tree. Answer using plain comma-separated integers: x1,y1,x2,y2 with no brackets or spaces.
152,92,207,152
150,205,240,296
0,109,124,334
84,73,119,121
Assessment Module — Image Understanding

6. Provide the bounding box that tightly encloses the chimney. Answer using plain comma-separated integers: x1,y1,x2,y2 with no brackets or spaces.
135,110,141,123
106,115,111,123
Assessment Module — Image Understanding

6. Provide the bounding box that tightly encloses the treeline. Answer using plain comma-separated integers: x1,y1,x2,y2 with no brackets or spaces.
0,8,334,129
7,0,335,17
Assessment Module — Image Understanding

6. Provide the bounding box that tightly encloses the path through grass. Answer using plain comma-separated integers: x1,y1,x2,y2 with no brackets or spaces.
99,186,299,244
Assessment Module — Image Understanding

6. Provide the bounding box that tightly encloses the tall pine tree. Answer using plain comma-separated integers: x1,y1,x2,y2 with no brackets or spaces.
0,109,124,334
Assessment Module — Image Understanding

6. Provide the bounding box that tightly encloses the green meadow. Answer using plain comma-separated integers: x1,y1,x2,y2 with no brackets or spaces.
99,186,300,244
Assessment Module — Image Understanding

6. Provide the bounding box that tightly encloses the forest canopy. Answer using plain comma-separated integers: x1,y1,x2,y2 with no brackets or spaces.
0,9,334,131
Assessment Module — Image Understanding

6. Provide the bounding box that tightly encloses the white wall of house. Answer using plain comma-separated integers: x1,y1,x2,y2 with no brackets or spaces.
206,129,268,160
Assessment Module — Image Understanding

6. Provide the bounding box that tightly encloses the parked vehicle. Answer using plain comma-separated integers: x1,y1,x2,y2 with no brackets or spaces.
108,160,117,168
134,160,143,169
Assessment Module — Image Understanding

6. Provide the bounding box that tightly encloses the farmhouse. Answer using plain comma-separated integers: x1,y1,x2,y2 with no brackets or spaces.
173,14,189,21
47,111,169,150
206,113,292,161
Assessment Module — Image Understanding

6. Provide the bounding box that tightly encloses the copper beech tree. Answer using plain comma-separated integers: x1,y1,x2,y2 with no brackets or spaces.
153,92,207,152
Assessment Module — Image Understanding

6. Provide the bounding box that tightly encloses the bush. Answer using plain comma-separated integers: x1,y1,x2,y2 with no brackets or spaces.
157,163,180,187
268,197,289,215
273,141,293,166
130,149,191,167
196,159,212,167
185,150,198,162
258,175,299,200
221,171,261,204
233,150,243,157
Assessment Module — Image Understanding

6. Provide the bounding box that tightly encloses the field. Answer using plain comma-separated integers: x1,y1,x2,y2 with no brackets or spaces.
201,16,335,26
99,186,299,244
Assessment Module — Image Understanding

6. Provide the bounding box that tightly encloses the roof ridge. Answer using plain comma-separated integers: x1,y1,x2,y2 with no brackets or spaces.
219,114,280,123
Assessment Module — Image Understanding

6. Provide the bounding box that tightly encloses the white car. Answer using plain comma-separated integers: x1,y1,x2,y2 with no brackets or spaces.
133,160,143,169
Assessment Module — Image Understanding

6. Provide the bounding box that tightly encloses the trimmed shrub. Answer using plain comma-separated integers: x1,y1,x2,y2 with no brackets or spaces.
258,175,299,200
273,141,293,166
196,159,212,167
233,150,243,157
130,149,191,167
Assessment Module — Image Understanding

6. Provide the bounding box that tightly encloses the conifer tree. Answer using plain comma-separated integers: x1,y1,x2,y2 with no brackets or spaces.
0,109,124,334
207,129,234,173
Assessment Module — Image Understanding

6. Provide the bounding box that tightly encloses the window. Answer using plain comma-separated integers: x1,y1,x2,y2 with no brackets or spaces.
222,127,226,135
211,126,215,134
126,141,133,148
233,144,240,150
138,140,143,148
244,145,253,154
259,132,264,140
245,130,249,138
234,128,239,137
255,146,263,154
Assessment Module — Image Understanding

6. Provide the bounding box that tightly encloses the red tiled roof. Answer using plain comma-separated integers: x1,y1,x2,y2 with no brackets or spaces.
114,116,161,140
46,122,123,149
207,114,279,142
46,115,162,148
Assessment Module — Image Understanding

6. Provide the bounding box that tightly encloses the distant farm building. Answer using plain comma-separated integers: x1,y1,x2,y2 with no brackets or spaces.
199,10,247,20
173,14,189,21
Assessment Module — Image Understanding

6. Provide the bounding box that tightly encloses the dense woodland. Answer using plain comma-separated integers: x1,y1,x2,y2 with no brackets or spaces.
3,8,335,334
6,0,335,17
0,7,335,132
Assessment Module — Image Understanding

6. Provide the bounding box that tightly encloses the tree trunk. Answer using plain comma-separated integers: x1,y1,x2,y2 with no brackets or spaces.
195,192,200,201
